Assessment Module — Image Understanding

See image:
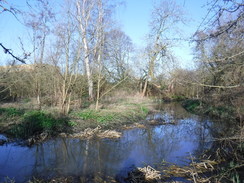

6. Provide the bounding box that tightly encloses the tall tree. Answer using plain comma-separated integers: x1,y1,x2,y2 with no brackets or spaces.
49,1,82,114
25,0,55,108
104,29,133,81
75,0,96,100
192,0,244,125
75,0,117,101
142,0,184,97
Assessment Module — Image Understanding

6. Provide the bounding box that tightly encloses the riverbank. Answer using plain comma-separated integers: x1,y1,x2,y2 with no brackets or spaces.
1,102,215,183
0,96,155,144
181,99,244,182
181,99,238,121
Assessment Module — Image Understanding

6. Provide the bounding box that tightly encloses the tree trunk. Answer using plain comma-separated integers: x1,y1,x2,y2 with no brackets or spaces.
142,77,148,97
83,43,93,100
76,0,94,100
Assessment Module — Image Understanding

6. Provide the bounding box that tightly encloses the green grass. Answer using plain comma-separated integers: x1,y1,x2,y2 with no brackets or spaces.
73,103,149,125
1,97,152,139
6,110,70,139
76,110,118,124
0,107,24,117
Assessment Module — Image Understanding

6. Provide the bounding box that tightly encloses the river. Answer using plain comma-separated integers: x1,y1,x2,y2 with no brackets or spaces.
0,103,229,182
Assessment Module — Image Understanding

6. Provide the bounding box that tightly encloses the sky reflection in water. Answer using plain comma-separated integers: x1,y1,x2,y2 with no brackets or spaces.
0,103,214,182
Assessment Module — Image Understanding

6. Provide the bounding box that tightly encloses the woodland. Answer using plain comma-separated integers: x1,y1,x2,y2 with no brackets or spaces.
0,0,243,117
0,0,244,182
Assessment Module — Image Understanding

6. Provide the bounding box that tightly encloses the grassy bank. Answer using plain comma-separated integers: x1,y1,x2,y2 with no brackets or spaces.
0,96,153,141
69,98,152,132
0,108,70,140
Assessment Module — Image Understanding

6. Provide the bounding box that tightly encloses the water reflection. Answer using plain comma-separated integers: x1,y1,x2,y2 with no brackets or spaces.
0,103,216,182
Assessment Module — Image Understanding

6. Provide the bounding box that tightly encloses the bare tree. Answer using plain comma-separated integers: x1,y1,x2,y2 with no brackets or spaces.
0,1,29,64
50,1,82,114
75,0,96,100
142,0,184,97
24,0,55,108
104,29,133,81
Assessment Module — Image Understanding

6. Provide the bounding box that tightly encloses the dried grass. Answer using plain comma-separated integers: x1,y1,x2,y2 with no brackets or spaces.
122,123,146,130
27,132,49,145
127,166,161,183
162,159,218,183
70,126,122,139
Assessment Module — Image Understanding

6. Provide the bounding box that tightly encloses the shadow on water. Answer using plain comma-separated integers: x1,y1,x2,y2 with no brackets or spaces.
0,103,230,182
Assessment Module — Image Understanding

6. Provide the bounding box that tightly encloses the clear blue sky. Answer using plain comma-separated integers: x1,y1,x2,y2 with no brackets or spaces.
0,0,208,68
116,0,208,68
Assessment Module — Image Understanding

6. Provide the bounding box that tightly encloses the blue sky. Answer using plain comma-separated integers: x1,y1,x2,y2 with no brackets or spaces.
116,0,208,68
0,0,209,67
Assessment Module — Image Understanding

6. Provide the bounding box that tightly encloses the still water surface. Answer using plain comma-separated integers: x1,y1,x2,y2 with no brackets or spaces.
0,103,224,182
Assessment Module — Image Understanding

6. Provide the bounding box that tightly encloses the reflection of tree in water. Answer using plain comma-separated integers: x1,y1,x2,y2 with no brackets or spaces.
156,102,192,120
30,103,216,180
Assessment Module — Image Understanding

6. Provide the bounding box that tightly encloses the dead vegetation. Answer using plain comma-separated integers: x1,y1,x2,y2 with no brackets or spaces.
68,126,122,139
162,159,219,183
126,159,220,183
122,123,146,130
127,166,162,183
27,132,49,146
126,159,219,183
147,119,177,126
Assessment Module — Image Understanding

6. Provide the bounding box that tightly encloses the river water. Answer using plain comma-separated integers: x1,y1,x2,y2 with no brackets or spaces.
0,103,228,182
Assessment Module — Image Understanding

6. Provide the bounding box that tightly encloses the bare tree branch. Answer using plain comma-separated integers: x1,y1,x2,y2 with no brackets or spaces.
0,43,26,64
